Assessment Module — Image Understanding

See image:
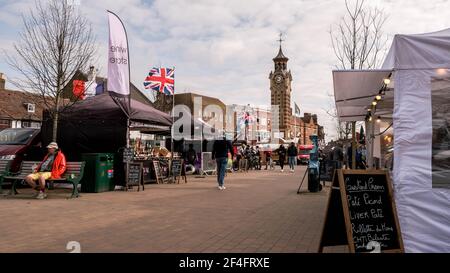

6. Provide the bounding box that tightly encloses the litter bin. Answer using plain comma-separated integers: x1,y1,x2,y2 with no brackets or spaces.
80,153,115,193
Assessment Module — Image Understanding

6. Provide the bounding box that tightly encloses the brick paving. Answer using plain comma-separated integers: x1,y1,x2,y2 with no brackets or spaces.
0,166,345,253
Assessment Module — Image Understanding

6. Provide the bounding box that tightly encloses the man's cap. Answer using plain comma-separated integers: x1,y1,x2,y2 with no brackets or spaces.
47,142,59,149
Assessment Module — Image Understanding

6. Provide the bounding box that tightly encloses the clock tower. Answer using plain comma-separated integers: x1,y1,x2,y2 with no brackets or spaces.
269,34,292,139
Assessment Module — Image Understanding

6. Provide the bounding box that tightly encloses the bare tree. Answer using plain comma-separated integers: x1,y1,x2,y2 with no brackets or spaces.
6,0,97,141
329,0,388,139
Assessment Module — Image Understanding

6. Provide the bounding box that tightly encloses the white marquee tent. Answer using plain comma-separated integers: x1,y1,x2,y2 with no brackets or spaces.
382,29,450,253
333,28,450,252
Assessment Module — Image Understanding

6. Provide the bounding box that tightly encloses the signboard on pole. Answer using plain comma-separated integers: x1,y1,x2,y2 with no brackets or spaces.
107,11,130,98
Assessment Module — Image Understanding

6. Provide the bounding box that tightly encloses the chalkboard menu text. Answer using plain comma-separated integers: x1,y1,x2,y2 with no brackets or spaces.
127,162,143,191
319,169,404,253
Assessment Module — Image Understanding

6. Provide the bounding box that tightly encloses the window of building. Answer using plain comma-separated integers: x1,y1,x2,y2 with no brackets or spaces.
21,121,31,128
27,103,35,113
0,119,10,128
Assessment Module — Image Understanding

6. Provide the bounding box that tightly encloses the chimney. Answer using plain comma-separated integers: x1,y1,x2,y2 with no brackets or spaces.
304,113,311,120
0,73,5,90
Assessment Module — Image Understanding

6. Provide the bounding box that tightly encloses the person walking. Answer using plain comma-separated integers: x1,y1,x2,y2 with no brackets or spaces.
287,142,298,173
333,144,344,170
347,144,353,169
244,145,251,171
278,144,287,172
186,144,198,166
255,146,261,170
239,145,248,172
265,150,273,170
212,135,234,190
232,145,239,171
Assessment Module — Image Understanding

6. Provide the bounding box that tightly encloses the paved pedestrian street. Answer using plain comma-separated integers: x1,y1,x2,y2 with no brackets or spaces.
0,167,344,253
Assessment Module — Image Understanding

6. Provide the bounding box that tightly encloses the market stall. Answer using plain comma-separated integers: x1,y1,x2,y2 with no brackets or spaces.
331,28,450,252
42,93,173,187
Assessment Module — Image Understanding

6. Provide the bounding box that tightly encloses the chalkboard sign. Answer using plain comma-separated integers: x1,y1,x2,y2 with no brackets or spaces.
170,159,187,184
153,160,164,184
123,148,134,163
319,169,403,253
127,162,143,191
172,159,182,176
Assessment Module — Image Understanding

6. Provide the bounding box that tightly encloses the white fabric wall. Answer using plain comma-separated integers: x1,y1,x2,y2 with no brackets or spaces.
383,29,450,252
393,70,450,252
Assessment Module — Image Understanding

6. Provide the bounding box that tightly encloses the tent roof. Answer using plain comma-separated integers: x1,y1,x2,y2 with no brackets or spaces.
334,28,450,122
333,70,392,122
61,93,172,127
383,28,450,70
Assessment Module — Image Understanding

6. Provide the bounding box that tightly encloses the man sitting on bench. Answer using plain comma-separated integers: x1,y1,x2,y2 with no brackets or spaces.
25,142,66,199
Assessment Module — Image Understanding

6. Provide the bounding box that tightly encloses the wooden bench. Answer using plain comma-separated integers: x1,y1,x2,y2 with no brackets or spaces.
4,161,85,198
0,160,12,194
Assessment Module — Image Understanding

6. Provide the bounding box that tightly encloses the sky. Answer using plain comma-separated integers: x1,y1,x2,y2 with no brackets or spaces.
1,0,450,142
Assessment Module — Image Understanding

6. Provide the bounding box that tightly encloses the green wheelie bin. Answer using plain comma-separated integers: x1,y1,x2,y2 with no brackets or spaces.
80,153,115,193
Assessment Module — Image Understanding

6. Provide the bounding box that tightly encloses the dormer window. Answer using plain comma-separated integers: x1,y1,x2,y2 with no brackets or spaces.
26,103,35,113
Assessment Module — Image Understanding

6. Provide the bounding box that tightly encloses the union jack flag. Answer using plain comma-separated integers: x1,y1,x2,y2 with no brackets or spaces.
143,67,175,95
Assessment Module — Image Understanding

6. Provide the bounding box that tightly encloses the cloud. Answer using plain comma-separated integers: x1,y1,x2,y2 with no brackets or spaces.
2,0,450,141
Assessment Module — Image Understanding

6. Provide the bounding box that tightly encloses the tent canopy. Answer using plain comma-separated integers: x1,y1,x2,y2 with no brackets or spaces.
383,28,450,70
333,70,393,122
61,93,172,128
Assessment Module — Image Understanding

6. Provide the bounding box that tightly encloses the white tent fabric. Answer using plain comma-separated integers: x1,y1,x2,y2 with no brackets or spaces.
382,28,450,253
333,70,392,122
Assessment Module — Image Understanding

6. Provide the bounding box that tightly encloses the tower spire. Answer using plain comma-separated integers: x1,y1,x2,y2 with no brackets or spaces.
278,32,284,48
273,32,288,61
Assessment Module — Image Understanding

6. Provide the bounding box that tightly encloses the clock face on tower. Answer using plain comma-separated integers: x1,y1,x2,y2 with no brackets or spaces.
275,75,283,84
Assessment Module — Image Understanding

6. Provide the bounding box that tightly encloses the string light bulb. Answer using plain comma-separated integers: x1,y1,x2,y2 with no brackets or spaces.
376,95,382,101
377,116,381,123
384,78,391,85
372,101,377,106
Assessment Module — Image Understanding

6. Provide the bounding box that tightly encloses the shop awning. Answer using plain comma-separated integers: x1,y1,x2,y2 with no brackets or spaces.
333,70,393,122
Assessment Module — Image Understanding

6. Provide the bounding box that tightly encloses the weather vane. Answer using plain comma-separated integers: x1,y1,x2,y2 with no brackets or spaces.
278,32,284,47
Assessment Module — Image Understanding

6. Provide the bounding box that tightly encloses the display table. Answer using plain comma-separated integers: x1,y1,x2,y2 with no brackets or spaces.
132,157,186,184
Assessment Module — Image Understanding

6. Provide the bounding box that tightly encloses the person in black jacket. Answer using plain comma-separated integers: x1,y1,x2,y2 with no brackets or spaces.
212,135,234,190
278,145,287,172
287,142,298,173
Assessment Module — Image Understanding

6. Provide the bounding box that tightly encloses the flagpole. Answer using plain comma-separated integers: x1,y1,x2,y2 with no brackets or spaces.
295,114,297,141
171,66,175,182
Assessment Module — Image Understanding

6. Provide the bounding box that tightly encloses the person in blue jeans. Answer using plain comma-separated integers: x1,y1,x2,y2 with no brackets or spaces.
287,142,298,172
212,135,234,190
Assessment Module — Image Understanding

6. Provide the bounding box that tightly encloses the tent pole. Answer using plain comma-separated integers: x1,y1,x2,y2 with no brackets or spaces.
171,67,175,182
352,121,356,169
371,111,376,169
366,120,372,169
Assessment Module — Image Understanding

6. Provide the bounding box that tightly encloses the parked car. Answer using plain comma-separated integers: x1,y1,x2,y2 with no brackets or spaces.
298,145,314,165
0,128,43,172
